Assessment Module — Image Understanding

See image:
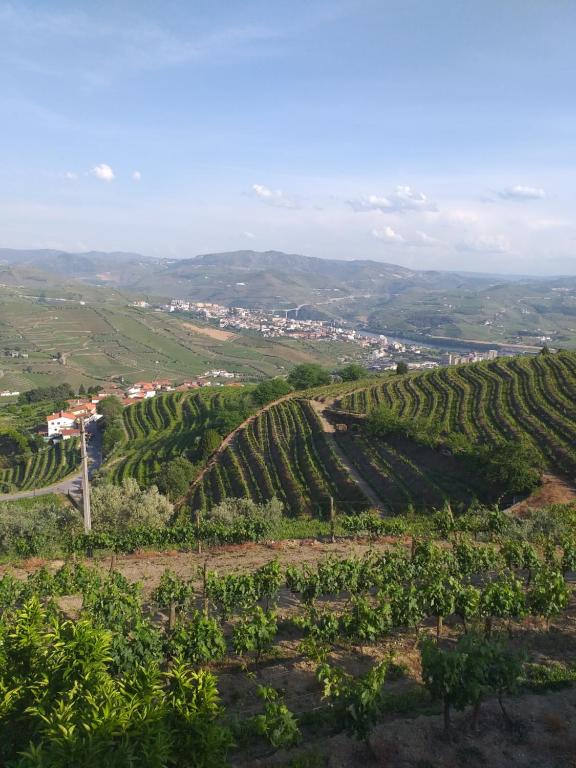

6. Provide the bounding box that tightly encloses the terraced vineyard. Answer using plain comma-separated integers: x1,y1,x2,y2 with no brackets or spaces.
0,439,80,491
339,351,576,475
185,352,576,517
107,387,252,487
189,398,370,515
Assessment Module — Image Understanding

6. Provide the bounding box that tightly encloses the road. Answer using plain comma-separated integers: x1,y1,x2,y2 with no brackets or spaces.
0,422,103,501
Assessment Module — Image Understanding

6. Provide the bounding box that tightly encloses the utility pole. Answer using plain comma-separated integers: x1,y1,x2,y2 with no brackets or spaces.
328,494,335,543
80,419,91,533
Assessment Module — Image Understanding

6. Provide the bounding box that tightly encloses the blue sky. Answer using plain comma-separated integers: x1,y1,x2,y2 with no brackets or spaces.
1,0,575,274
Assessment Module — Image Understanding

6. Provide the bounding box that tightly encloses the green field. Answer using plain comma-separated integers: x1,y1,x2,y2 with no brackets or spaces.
0,288,364,393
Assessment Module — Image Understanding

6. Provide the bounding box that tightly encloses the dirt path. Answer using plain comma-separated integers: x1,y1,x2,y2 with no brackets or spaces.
309,399,384,511
508,472,576,516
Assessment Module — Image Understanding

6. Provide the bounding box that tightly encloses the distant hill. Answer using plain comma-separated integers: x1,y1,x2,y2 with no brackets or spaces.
0,248,163,286
2,247,576,346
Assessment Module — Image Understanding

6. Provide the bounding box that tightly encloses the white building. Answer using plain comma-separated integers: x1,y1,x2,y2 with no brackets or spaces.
46,411,77,437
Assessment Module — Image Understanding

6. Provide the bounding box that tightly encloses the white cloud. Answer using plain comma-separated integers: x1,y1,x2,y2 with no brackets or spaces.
91,163,114,182
498,185,545,201
243,231,256,239
63,171,77,180
372,227,439,247
132,170,142,182
456,235,511,254
371,226,405,243
412,230,438,246
349,185,437,214
252,183,296,209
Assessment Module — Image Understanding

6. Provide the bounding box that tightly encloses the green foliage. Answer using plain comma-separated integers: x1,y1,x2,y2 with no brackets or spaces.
420,634,521,731
232,607,277,661
317,659,389,740
0,599,232,767
151,569,194,610
156,456,197,501
395,361,409,375
18,382,74,405
0,427,32,463
0,499,81,556
477,440,543,496
287,363,330,390
168,611,226,666
528,567,570,622
252,378,292,406
198,429,222,459
338,363,369,382
97,394,124,420
253,686,300,748
91,477,174,534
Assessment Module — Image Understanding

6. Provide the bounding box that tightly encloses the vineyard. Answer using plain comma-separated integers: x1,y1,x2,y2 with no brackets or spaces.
0,439,80,491
1,514,575,766
188,398,371,516
106,387,253,487
185,352,576,517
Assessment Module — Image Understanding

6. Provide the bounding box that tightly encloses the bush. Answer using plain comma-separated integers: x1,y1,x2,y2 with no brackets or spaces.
155,457,197,501
91,477,173,533
287,364,330,390
338,364,369,382
0,500,81,556
252,378,292,406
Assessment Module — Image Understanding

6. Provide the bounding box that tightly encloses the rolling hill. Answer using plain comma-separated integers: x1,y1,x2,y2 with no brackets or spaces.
2,247,576,346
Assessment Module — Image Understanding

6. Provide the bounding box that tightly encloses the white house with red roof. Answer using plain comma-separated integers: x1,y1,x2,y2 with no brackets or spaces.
46,411,77,437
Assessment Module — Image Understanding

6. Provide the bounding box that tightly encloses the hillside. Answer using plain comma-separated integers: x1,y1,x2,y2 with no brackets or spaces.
3,247,576,346
185,352,576,516
0,289,361,394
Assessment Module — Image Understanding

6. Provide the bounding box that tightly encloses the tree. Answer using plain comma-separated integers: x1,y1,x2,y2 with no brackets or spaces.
91,477,173,533
287,363,330,390
156,457,197,501
477,440,543,497
338,363,369,382
252,378,292,406
0,429,32,465
396,361,409,375
78,384,86,396
198,429,222,460
97,395,124,420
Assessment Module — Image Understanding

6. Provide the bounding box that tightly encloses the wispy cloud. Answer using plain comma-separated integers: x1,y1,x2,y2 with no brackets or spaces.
498,185,546,201
0,4,281,83
91,163,114,182
252,183,297,209
456,235,511,254
349,185,437,214
372,226,439,246
371,226,404,243
132,170,142,182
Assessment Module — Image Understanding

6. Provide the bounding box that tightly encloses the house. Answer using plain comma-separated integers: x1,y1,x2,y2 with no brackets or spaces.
53,428,81,441
46,411,77,437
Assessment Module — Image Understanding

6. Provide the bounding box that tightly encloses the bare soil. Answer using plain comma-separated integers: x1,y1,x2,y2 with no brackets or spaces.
509,473,576,517
181,321,237,342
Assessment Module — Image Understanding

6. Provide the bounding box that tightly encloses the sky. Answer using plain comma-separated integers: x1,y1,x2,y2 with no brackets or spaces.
1,0,576,275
